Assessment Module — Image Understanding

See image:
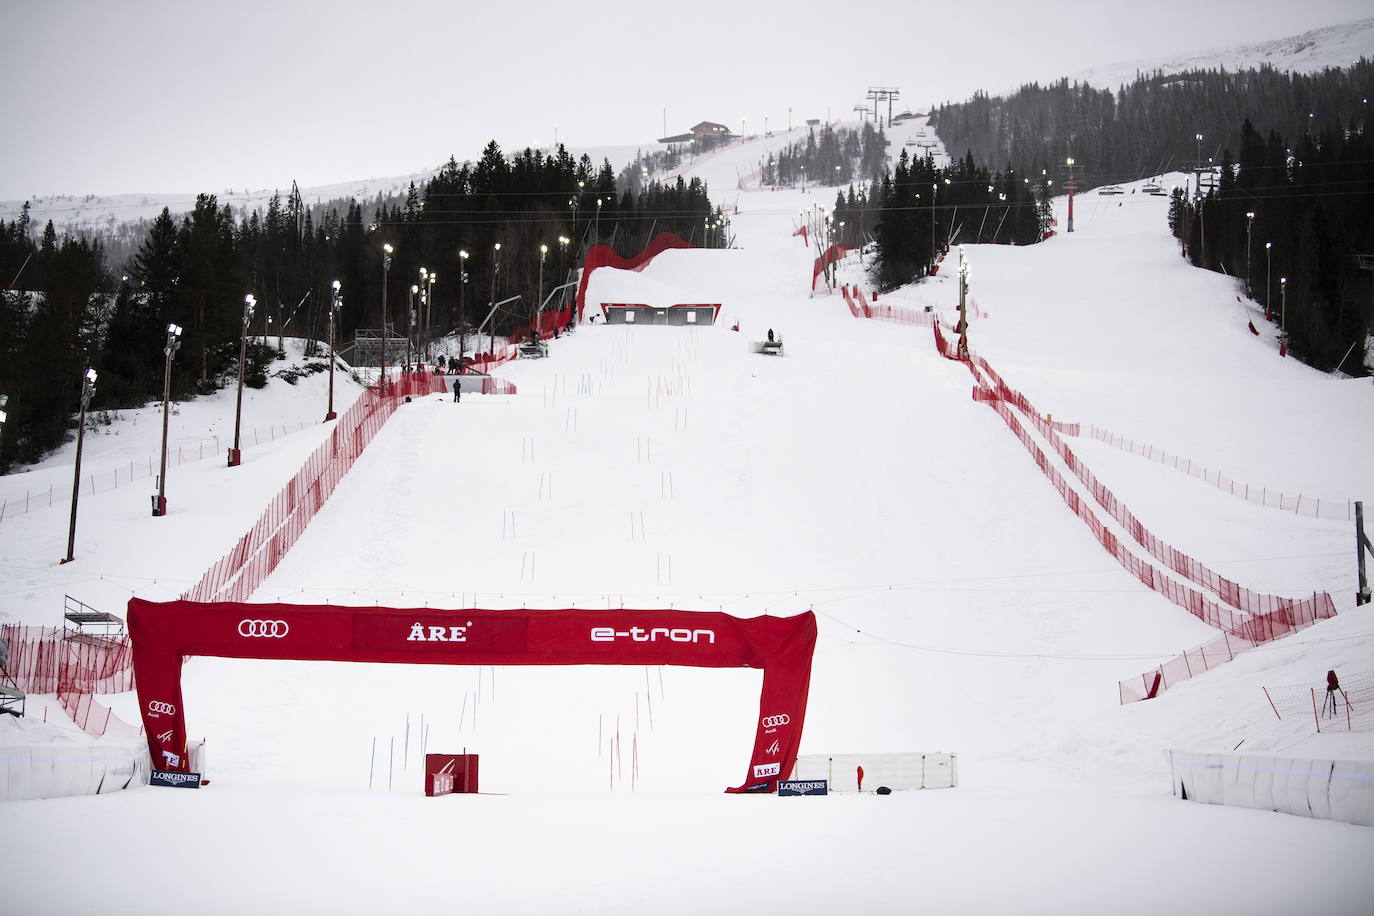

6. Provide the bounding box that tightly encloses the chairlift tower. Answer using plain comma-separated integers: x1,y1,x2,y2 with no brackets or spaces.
866,87,900,127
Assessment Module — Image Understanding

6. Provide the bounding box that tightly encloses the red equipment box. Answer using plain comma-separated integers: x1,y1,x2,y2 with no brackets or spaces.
425,753,478,797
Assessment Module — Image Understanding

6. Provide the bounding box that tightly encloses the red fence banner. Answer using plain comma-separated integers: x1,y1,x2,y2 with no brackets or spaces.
129,600,817,793
811,243,853,290
575,232,695,319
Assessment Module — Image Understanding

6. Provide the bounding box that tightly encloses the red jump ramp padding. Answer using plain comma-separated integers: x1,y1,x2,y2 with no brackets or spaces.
575,232,695,320
129,600,816,794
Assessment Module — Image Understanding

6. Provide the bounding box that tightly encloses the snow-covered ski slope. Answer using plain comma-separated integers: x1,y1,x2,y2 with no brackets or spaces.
659,114,949,215
6,169,1374,914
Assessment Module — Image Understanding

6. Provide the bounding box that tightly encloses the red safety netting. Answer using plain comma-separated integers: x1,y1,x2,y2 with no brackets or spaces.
840,284,981,329
974,362,1329,619
575,232,695,319
0,420,315,525
1,624,136,737
855,287,936,326
468,344,520,375
931,320,963,361
841,284,863,317
1261,670,1374,733
1071,426,1356,522
129,599,817,793
13,373,449,738
510,300,579,346
917,318,1339,701
182,371,446,605
480,377,518,395
811,243,853,290
973,392,1335,644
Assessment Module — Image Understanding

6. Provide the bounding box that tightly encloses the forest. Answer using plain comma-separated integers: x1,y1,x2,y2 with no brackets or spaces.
0,141,721,470
932,60,1373,374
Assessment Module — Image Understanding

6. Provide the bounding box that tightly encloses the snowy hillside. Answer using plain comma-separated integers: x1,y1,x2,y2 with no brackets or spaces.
1067,16,1374,89
0,144,648,236
5,143,1373,913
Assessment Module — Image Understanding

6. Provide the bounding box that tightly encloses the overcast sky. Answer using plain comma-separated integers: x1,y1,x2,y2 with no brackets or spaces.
2,0,1369,200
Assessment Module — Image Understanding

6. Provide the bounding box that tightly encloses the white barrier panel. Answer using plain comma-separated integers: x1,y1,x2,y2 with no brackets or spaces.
1,742,151,802
1167,750,1374,827
791,752,957,792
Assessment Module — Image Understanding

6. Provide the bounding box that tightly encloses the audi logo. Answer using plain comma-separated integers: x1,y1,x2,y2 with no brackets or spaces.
238,618,289,638
761,714,790,728
147,700,177,715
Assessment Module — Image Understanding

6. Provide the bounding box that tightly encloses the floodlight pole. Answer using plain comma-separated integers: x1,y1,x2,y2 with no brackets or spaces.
1265,242,1272,308
489,243,502,358
1280,277,1288,334
424,271,436,365
458,250,470,366
537,244,547,335
957,247,971,360
408,283,418,372
63,368,97,563
326,280,341,421
1244,212,1256,297
229,294,255,467
1357,501,1371,606
1065,157,1077,233
153,324,182,516
381,243,393,392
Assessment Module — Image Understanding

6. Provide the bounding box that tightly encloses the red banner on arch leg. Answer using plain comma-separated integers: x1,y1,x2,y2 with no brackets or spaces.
128,600,816,794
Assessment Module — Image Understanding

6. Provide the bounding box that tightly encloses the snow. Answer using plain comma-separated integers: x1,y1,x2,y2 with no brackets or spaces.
1065,17,1374,91
4,150,1374,914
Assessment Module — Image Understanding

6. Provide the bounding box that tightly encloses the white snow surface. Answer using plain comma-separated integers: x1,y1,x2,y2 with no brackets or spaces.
3,170,1373,914
1065,16,1374,91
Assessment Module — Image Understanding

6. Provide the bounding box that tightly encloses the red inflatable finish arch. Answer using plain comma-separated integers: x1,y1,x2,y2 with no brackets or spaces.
129,599,817,793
